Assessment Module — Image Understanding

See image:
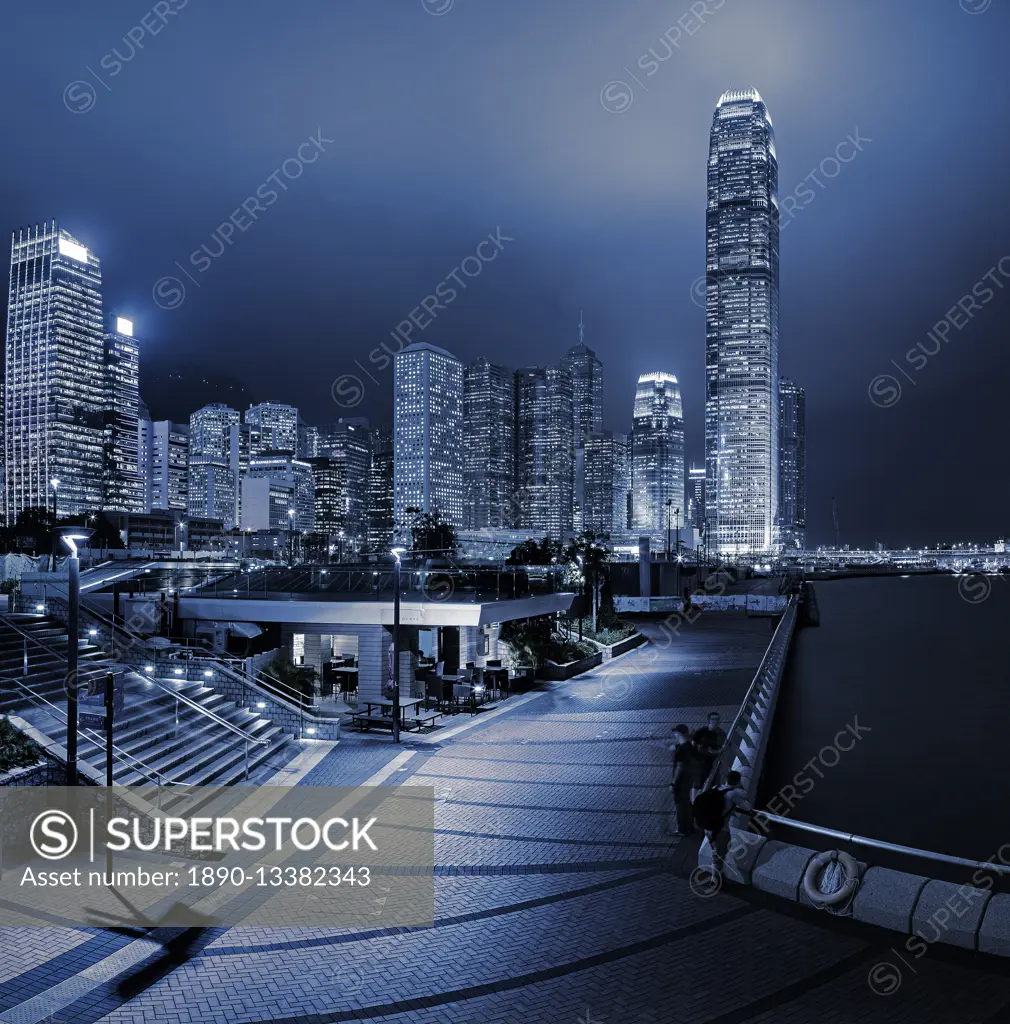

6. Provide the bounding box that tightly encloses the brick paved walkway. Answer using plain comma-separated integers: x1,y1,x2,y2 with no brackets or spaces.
2,614,1010,1023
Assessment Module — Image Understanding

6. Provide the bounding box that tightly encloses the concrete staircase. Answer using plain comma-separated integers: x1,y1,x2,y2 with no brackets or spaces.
0,614,293,787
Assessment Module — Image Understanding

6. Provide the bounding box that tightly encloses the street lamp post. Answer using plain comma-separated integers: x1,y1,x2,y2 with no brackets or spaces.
391,547,407,744
56,527,93,786
674,507,682,598
49,478,60,571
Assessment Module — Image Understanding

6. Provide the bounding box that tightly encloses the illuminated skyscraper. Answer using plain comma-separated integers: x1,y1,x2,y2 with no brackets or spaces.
778,377,806,550
631,373,685,535
103,316,145,513
463,357,516,529
561,320,603,531
584,431,630,535
188,403,240,526
705,88,780,553
243,453,315,531
687,466,706,531
314,419,371,543
4,223,105,521
244,402,299,456
393,342,464,535
515,365,573,541
139,419,189,512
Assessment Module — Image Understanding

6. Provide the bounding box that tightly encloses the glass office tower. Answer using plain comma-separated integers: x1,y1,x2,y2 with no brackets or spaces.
778,377,806,550
463,357,516,530
103,316,145,513
393,342,464,536
188,403,240,527
704,89,780,553
584,430,630,535
515,365,574,542
4,223,106,521
631,373,685,536
245,402,299,456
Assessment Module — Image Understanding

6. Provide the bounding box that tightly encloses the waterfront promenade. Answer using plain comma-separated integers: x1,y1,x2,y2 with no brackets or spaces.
1,613,1009,1023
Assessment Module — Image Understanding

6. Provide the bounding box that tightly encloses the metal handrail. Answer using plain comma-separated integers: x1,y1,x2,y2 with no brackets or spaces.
0,671,181,788
2,608,268,749
754,812,1010,875
135,671,270,747
703,597,798,801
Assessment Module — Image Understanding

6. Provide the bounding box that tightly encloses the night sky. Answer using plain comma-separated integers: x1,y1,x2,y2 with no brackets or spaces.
1,0,1008,548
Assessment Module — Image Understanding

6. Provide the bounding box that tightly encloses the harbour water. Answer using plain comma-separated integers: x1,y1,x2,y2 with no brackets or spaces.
759,573,1008,862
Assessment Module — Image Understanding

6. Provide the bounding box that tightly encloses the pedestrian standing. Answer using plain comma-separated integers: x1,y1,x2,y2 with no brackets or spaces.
692,711,726,794
666,725,697,837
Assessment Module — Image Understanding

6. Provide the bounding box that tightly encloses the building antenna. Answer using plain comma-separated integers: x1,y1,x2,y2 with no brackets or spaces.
578,310,585,345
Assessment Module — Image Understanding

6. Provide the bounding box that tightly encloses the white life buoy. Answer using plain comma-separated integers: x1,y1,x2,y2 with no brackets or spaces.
802,849,859,908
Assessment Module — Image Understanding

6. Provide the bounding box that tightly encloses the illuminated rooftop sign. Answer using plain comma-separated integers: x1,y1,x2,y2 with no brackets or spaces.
57,237,89,263
116,317,134,337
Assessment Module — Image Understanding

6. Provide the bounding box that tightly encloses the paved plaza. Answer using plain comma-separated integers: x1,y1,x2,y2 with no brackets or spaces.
2,615,1010,1023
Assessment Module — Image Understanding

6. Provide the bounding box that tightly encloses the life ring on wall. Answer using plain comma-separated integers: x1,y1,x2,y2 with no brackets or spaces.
802,850,859,908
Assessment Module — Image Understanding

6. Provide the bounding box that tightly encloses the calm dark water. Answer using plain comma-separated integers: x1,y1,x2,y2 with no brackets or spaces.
760,574,1008,861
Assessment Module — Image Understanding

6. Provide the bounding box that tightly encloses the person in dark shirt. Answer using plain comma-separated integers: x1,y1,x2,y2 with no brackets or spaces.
667,724,698,836
692,711,727,794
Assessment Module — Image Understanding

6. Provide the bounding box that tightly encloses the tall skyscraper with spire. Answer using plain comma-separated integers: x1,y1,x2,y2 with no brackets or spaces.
704,88,780,553
562,314,603,534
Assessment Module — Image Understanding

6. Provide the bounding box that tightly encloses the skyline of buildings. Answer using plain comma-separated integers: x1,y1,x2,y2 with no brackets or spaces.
2,90,806,553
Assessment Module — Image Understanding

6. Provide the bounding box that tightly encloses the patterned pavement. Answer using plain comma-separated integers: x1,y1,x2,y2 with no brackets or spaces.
2,614,1010,1023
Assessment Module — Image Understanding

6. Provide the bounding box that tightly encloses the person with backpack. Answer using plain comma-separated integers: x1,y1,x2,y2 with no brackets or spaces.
692,770,753,877
666,724,698,836
692,711,727,794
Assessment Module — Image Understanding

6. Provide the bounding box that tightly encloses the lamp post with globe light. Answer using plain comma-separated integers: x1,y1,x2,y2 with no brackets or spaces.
55,526,93,785
390,546,407,743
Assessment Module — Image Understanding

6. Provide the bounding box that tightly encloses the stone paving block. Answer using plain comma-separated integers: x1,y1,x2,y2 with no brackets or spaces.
911,879,992,950
698,828,768,884
977,892,1010,956
852,866,929,933
751,840,817,901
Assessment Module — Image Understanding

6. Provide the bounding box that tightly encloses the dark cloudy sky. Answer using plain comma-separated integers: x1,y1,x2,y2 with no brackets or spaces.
1,0,1008,547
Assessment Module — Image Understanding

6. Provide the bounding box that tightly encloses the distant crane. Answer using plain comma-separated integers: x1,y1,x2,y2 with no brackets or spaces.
832,496,840,550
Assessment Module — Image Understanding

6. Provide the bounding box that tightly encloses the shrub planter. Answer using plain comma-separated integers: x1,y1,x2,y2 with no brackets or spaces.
607,633,646,658
0,760,66,787
538,651,603,681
